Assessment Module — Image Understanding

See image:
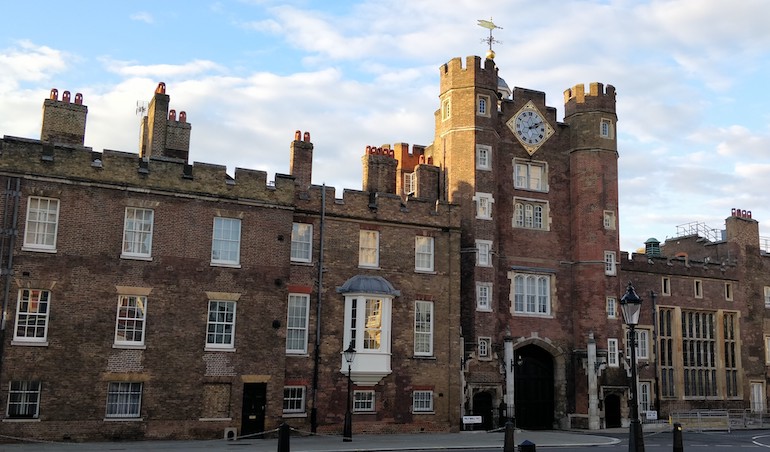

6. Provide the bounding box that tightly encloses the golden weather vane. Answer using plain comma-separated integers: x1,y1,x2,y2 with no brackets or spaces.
477,18,502,59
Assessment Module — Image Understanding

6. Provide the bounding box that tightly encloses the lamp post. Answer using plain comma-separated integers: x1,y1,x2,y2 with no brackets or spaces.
342,340,356,442
620,282,645,452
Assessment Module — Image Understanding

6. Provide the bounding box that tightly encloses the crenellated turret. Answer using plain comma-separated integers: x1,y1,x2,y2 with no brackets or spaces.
564,82,616,116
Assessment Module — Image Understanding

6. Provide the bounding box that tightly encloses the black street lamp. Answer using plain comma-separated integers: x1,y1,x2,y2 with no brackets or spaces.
342,340,356,442
620,282,645,452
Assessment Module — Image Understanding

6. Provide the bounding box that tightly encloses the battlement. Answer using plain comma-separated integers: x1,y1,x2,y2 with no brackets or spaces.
295,183,460,229
621,251,738,279
439,56,498,94
563,82,616,117
395,143,430,173
0,135,294,206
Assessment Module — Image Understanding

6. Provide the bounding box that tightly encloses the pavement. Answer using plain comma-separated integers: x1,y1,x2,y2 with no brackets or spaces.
0,426,645,452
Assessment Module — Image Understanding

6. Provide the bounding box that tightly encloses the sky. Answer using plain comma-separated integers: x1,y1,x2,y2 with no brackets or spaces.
1,0,769,253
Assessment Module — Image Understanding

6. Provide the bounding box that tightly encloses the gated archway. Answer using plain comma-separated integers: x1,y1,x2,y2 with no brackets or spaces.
514,344,554,430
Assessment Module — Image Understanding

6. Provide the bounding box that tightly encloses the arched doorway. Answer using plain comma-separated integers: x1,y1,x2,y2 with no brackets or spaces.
472,391,494,431
514,344,554,430
605,394,621,428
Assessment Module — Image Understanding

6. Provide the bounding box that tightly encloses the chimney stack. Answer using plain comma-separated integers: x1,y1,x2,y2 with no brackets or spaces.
41,89,88,146
362,146,397,194
139,82,191,162
290,130,314,190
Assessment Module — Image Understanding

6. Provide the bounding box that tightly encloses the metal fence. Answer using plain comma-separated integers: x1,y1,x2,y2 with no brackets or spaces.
669,409,770,432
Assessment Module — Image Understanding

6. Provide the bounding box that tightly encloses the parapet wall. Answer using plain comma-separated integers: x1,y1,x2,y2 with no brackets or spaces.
621,251,738,280
294,183,460,230
439,56,498,94
0,136,294,206
564,82,616,117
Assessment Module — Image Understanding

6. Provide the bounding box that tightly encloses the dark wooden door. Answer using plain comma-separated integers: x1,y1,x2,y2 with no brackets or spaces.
605,394,622,428
241,383,266,438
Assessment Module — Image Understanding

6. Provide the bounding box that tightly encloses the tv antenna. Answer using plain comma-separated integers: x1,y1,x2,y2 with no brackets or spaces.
135,100,148,116
478,18,502,59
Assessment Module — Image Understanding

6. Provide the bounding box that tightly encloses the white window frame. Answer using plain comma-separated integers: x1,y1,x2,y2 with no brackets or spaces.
23,196,59,252
283,386,306,414
13,289,50,344
513,159,547,192
114,295,147,348
513,199,548,230
765,286,770,308
478,337,491,358
662,277,671,296
474,193,494,220
211,217,241,266
291,222,313,263
353,390,375,412
600,118,614,139
343,294,393,383
344,295,392,355
121,207,154,259
512,273,551,316
606,297,617,319
441,98,451,121
206,300,236,350
404,172,416,195
7,381,41,419
751,382,766,413
607,338,619,367
765,336,770,364
476,283,492,311
106,382,142,419
414,301,433,357
412,390,434,413
476,240,492,267
477,94,491,117
359,230,380,268
604,251,617,276
639,381,651,413
476,145,492,170
603,210,616,230
626,328,649,360
286,294,310,354
694,279,703,298
415,236,434,272
725,282,733,301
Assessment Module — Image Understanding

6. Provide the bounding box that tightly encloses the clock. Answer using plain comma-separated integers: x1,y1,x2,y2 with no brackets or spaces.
507,101,554,155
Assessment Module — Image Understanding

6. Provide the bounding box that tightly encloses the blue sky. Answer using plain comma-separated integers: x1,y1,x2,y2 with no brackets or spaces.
2,0,770,253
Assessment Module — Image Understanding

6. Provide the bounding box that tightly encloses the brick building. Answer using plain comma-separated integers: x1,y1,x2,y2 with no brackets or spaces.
620,209,769,419
1,50,768,443
0,83,461,441
418,55,625,430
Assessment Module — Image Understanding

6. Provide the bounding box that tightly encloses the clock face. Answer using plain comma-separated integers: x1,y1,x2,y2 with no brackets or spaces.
507,101,554,155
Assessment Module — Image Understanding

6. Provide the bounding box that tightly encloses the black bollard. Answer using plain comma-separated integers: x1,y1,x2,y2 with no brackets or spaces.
504,419,515,452
673,422,683,452
518,439,536,451
277,422,290,452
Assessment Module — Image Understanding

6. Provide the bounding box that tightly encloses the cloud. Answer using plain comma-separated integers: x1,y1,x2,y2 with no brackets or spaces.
130,12,154,24
0,41,68,90
100,58,228,79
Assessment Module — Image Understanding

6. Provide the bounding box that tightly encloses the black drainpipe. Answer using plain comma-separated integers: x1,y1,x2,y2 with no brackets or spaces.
310,184,326,432
0,178,21,380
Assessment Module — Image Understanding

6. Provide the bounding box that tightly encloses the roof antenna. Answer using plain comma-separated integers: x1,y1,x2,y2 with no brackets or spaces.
135,100,148,116
477,18,502,60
